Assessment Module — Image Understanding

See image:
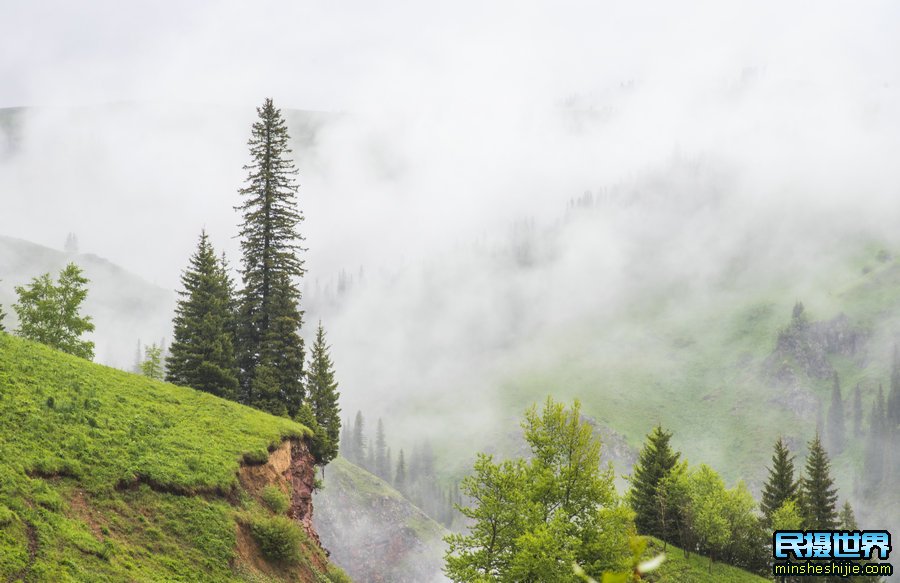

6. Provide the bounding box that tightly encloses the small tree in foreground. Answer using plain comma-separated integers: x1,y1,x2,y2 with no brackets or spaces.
13,263,95,359
444,398,634,582
140,343,165,381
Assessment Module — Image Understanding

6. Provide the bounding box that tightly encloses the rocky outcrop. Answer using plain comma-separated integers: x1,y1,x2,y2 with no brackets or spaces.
764,310,867,385
238,438,323,550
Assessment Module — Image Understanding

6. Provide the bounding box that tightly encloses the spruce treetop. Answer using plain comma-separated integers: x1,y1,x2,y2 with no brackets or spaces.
760,437,797,521
800,434,839,530
235,98,307,414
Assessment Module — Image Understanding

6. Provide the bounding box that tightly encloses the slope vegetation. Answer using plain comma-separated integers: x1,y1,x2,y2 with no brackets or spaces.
0,333,343,582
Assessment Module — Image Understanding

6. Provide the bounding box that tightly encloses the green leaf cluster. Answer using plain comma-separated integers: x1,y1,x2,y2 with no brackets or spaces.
443,398,634,582
12,263,94,359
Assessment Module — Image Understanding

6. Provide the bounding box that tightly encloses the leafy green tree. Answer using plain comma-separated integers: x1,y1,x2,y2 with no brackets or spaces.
719,482,767,575
760,437,798,522
444,398,633,582
140,343,165,380
0,300,5,332
628,425,681,543
166,231,239,399
444,455,528,581
306,321,341,465
655,461,689,551
686,465,729,572
826,373,846,455
13,263,94,359
236,98,307,416
771,500,803,531
799,434,839,530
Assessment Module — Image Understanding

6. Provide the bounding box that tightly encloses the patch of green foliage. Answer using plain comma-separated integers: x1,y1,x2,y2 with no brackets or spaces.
250,515,304,564
261,485,290,515
0,333,325,582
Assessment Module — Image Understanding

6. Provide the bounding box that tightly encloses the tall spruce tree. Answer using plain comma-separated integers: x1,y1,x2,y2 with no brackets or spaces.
236,98,307,416
826,373,846,455
799,434,839,530
166,231,239,399
351,411,365,465
760,437,798,522
306,321,341,465
628,425,681,541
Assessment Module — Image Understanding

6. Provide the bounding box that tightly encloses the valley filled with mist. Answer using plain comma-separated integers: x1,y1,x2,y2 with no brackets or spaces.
2,2,899,581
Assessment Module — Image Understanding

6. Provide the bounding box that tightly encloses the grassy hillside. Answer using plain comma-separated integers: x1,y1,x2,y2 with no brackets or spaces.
642,538,768,583
0,333,344,582
500,242,900,497
316,457,448,583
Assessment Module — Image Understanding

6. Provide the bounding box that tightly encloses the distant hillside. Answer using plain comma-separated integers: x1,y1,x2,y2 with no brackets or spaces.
0,235,174,368
316,457,448,583
0,333,347,582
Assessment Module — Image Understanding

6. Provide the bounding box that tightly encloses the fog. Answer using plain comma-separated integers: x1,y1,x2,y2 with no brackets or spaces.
3,0,900,499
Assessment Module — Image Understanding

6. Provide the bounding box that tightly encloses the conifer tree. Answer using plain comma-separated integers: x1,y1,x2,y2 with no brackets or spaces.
306,321,341,464
628,425,681,541
839,501,858,530
235,98,306,416
852,383,863,438
799,434,839,530
166,231,239,399
14,263,94,359
888,345,900,428
375,418,388,480
352,411,365,465
395,449,407,494
826,373,846,455
760,437,798,522
862,386,887,494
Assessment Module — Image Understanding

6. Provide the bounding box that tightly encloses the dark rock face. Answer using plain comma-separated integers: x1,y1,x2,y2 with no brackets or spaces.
288,439,322,549
763,311,868,417
765,312,867,384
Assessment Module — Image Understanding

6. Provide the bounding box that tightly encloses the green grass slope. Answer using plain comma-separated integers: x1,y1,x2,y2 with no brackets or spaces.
642,538,768,583
0,333,340,582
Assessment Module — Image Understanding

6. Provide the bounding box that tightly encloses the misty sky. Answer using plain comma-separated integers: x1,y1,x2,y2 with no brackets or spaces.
3,0,900,288
3,1,900,436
